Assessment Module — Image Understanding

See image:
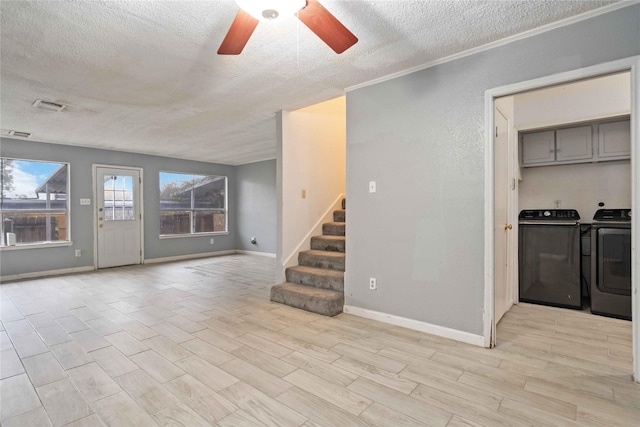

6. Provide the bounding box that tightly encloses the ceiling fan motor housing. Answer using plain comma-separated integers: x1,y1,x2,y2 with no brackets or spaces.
262,9,279,20
236,0,306,22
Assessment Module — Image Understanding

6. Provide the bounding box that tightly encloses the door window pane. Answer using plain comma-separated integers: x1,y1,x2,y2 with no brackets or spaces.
104,175,134,221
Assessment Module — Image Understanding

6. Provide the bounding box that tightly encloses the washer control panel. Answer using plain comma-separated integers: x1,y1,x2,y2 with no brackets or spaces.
592,209,631,222
519,209,580,220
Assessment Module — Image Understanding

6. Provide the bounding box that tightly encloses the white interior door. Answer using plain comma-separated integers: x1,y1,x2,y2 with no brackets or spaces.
96,166,142,268
494,108,513,323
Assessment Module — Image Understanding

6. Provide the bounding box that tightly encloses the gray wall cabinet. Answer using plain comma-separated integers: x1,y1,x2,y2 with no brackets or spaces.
521,119,630,167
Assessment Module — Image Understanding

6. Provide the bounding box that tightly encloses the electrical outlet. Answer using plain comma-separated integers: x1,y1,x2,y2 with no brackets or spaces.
369,277,377,290
75,249,81,257
209,238,215,245
301,189,306,198
369,181,376,193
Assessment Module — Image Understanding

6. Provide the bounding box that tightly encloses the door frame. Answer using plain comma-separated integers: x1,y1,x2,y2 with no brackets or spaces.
483,56,640,381
92,164,145,269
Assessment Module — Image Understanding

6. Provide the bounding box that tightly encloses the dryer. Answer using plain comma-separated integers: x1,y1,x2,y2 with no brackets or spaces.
519,209,582,309
591,209,631,320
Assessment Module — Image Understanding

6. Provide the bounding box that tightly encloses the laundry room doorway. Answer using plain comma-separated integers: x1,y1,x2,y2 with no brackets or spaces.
484,56,640,382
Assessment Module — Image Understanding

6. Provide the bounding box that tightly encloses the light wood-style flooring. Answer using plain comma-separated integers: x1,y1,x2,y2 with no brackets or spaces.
1,254,638,426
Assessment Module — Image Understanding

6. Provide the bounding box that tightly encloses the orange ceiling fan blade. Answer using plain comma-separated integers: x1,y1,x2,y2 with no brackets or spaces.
297,0,358,54
218,9,259,55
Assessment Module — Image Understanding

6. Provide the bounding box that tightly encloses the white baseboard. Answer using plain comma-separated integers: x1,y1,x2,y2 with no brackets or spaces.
144,250,237,264
343,305,485,347
1,266,95,283
235,250,276,258
1,250,272,282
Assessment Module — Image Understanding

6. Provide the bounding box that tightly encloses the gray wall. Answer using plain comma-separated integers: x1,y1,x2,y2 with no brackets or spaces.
0,138,237,277
236,159,277,254
345,4,640,335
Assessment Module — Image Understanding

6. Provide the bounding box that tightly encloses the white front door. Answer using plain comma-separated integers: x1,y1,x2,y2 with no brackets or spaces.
96,166,142,268
494,108,513,323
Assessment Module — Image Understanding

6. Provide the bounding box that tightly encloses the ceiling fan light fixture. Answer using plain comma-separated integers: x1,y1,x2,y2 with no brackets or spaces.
235,0,306,22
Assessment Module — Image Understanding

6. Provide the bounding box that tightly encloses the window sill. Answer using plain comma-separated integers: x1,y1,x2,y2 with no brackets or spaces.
159,232,229,240
0,241,73,251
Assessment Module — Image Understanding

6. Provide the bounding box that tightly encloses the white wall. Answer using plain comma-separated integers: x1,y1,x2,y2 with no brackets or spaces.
514,71,631,221
279,97,346,280
514,72,630,130
519,161,631,221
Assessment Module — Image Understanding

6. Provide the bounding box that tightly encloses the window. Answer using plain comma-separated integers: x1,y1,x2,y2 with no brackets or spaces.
103,175,134,221
159,172,227,235
1,158,69,246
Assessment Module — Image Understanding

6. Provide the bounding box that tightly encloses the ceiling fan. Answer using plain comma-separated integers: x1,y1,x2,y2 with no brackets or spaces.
218,0,358,55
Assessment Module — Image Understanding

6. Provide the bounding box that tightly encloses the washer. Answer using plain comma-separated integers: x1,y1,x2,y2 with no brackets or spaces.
590,209,631,320
519,209,581,309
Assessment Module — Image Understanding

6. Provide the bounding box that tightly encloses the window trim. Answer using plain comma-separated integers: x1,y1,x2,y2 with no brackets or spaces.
0,241,74,251
1,157,71,248
159,171,228,237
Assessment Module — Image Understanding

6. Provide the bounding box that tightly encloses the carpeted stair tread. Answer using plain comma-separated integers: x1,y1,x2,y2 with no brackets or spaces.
299,250,345,272
270,283,344,317
311,235,346,252
333,209,346,222
286,265,344,291
323,222,346,236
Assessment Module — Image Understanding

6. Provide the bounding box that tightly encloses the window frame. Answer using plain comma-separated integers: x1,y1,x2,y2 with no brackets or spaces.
0,157,72,249
159,171,228,238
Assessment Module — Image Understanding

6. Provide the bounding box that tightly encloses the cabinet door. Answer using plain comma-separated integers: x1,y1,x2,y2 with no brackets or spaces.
598,120,630,159
521,131,555,165
556,126,592,162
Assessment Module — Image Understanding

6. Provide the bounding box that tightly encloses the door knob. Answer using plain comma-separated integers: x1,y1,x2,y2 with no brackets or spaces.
98,217,103,221
99,224,103,228
504,224,512,230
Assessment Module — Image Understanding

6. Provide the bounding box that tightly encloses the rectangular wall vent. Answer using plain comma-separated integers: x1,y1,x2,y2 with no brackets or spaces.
8,130,31,138
32,99,67,112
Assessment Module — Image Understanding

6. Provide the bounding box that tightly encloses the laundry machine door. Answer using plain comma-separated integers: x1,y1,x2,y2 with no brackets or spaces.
597,228,631,295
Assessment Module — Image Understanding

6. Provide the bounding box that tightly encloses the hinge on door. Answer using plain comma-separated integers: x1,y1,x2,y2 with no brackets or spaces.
139,177,141,184
495,126,498,138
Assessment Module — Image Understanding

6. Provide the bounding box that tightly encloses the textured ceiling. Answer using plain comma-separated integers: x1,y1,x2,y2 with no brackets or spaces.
0,0,619,165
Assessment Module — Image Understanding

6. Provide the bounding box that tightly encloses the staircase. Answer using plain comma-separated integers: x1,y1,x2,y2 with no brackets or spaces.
270,204,345,316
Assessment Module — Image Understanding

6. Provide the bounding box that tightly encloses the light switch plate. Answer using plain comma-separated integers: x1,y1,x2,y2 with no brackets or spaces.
80,198,91,205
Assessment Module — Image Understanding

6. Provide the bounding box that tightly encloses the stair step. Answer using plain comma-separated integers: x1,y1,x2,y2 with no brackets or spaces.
285,266,344,291
311,235,345,252
323,222,345,236
333,209,345,222
270,283,343,317
299,250,345,272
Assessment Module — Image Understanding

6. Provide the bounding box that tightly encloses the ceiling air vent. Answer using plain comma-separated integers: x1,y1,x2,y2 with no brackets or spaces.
32,99,67,112
8,130,31,138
